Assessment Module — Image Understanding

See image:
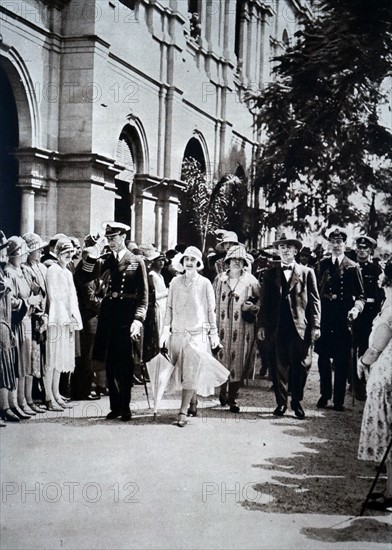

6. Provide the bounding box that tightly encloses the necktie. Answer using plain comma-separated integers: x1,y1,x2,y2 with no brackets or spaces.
334,258,339,268
282,265,292,271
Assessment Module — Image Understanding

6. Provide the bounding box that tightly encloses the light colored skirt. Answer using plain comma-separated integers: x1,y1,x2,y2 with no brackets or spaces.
168,331,229,396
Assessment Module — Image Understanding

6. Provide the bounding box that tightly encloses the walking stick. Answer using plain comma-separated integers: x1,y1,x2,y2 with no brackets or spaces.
140,361,151,409
347,319,355,406
360,436,392,516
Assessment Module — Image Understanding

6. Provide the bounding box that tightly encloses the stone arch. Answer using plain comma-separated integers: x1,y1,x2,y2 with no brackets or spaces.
0,51,38,235
181,131,210,178
113,118,149,232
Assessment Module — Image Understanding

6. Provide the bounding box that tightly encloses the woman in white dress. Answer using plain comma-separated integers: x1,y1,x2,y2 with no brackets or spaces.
161,246,228,427
45,238,82,411
358,259,392,511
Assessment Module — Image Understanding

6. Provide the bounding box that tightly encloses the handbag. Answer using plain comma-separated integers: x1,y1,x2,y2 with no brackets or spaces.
241,302,257,323
241,287,258,324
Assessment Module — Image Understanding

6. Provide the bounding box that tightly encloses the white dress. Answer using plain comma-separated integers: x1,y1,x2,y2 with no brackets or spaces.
358,297,392,463
165,273,228,395
46,264,83,373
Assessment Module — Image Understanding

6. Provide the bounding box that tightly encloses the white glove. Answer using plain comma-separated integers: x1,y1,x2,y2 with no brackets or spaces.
159,325,171,349
348,307,359,321
130,320,142,340
209,333,221,350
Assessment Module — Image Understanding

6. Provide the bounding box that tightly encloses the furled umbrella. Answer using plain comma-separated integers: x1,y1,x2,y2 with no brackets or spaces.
146,352,175,420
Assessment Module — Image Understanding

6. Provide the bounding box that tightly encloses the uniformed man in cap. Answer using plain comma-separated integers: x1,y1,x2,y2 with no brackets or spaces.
76,222,148,421
352,235,383,400
315,228,365,411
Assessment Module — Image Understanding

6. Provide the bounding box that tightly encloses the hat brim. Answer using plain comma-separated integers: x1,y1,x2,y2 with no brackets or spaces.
28,241,48,253
215,240,242,251
0,241,9,251
273,239,303,250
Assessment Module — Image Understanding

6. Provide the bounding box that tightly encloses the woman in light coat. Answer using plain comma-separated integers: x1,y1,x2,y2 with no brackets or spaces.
213,245,260,412
45,238,82,411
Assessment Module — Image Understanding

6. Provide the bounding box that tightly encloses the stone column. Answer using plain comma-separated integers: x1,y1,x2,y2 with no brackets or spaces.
20,189,35,234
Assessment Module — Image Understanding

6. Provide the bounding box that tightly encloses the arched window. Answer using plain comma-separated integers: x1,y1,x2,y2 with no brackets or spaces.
114,134,135,226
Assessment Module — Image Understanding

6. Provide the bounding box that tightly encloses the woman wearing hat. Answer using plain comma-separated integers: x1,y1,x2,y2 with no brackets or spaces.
213,245,260,412
357,259,392,511
162,246,228,426
4,237,41,419
0,232,18,424
21,233,49,412
45,238,83,411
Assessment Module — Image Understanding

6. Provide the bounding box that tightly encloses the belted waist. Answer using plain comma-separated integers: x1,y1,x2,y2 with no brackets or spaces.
322,293,342,301
107,291,137,300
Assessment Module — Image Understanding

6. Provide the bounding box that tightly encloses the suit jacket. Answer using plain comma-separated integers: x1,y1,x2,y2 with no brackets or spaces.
259,262,321,342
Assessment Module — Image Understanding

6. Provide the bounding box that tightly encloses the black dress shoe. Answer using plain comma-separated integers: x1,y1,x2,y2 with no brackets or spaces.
229,405,240,413
333,404,345,412
273,405,287,417
106,411,121,420
1,409,20,422
219,396,228,406
316,397,328,409
10,407,31,419
291,402,305,419
121,412,132,422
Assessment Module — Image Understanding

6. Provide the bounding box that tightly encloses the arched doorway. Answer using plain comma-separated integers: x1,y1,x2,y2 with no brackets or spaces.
0,61,20,236
178,136,208,246
114,133,136,228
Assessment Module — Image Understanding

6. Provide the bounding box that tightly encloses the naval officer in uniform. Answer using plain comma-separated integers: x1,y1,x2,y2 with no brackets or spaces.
77,223,148,421
315,228,365,411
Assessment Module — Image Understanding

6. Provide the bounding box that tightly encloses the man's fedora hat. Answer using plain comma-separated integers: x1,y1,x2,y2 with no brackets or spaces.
326,227,347,242
273,233,303,251
355,235,377,249
102,222,130,237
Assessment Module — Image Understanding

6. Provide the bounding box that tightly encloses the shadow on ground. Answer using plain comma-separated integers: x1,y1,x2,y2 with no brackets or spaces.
302,518,392,544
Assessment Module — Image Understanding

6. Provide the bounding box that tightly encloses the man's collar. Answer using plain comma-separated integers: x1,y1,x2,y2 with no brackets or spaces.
331,254,344,264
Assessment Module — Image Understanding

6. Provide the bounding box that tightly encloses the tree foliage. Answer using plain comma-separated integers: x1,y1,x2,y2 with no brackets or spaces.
180,158,249,249
247,0,392,238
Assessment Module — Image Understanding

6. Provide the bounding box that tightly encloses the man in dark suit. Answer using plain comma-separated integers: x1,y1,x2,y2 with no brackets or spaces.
315,228,365,411
76,222,148,421
258,234,321,419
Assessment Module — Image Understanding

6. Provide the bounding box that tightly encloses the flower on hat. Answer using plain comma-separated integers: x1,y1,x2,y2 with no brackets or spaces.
22,232,48,253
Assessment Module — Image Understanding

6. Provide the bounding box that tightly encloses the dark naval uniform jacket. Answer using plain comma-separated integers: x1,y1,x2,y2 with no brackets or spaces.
315,256,365,355
77,251,148,373
353,259,383,352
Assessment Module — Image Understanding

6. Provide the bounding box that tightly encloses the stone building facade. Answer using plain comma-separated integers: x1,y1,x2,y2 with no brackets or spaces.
0,0,309,248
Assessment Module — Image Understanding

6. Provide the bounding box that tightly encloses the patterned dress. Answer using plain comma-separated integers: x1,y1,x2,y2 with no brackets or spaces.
4,262,32,377
213,270,260,382
358,295,392,463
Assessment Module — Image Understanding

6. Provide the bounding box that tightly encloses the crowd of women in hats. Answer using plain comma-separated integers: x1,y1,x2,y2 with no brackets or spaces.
0,225,391,510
